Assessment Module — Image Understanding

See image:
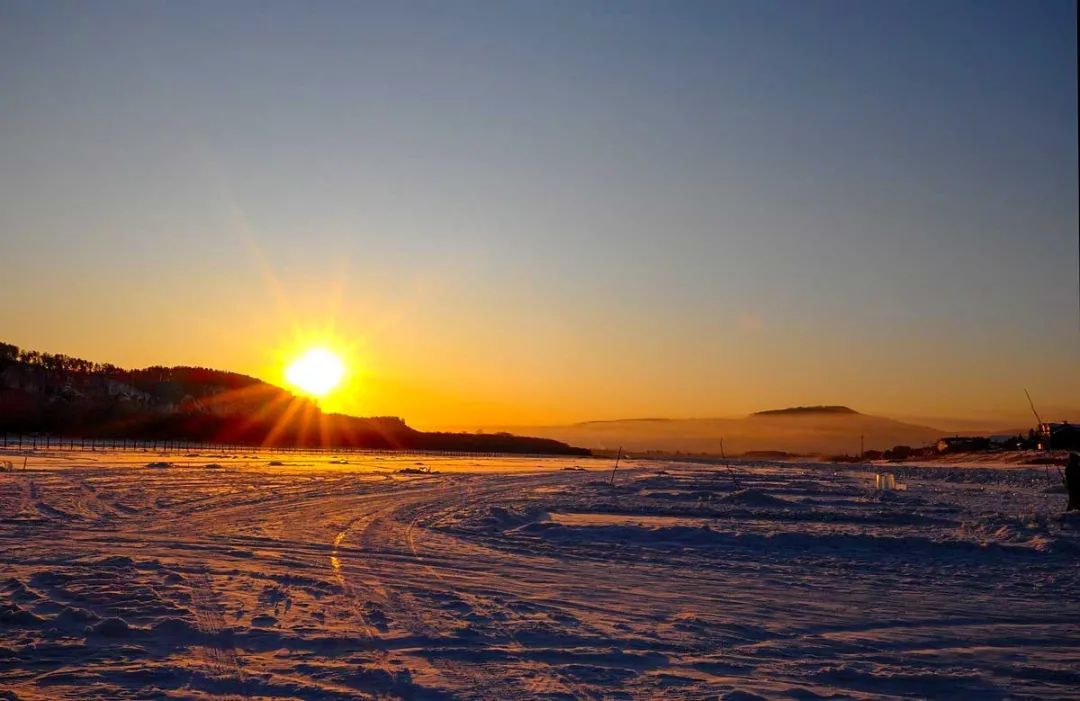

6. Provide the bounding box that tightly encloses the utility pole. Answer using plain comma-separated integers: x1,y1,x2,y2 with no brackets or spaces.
608,446,623,486
719,437,741,490
1025,389,1061,481
1025,389,1043,427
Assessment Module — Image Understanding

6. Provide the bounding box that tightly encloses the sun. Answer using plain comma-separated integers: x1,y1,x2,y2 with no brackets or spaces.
285,347,346,398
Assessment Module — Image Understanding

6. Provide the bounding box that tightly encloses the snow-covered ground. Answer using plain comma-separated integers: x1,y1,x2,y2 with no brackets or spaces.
1,449,1078,699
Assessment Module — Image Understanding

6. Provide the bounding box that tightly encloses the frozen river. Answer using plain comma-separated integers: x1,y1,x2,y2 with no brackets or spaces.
1,450,1078,699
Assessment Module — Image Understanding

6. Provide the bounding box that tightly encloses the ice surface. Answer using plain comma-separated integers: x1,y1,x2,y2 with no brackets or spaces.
1,449,1077,699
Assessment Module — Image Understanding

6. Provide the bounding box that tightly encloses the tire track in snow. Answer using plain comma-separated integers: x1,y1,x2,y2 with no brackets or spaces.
12,475,44,522
328,477,520,696
72,477,124,522
188,570,246,699
395,473,599,699
326,486,454,675
330,514,385,639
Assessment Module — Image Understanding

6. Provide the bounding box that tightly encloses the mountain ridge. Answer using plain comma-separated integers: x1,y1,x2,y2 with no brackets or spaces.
752,405,858,417
576,405,864,426
489,408,948,455
0,341,588,455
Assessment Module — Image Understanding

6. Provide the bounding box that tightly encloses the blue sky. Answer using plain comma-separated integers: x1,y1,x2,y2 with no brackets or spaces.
1,1,1076,426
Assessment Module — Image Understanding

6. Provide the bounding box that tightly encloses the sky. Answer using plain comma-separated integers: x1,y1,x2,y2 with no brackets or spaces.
1,0,1077,430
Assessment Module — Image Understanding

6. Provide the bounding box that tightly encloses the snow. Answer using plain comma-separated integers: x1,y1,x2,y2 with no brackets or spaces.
1,449,1078,699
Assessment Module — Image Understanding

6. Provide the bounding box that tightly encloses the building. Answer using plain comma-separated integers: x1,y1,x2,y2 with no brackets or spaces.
1038,422,1080,451
988,434,1024,450
936,436,991,454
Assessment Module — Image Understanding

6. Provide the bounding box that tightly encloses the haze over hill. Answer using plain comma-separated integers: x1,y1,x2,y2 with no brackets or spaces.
487,406,959,456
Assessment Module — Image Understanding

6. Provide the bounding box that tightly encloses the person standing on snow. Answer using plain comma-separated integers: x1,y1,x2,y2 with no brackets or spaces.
1065,453,1080,511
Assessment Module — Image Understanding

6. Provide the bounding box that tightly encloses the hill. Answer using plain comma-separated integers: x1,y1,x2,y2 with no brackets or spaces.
487,406,945,456
752,405,857,416
0,342,587,455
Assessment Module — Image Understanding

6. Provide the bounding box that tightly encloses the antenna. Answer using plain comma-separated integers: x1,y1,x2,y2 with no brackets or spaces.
1026,390,1061,480
718,437,741,490
1024,389,1043,427
608,446,623,486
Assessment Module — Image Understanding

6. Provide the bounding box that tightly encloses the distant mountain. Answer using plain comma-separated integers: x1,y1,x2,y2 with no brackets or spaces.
487,406,946,456
0,342,587,455
752,405,858,416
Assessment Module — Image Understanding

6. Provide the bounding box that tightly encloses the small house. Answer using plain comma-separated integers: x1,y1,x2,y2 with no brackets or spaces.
988,434,1023,450
1038,422,1080,451
935,436,991,454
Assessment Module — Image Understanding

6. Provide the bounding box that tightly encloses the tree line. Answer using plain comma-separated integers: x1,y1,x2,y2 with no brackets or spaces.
1,341,262,396
1,342,120,375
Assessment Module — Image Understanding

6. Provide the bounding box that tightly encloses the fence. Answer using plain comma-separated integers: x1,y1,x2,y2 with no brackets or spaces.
0,433,585,461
